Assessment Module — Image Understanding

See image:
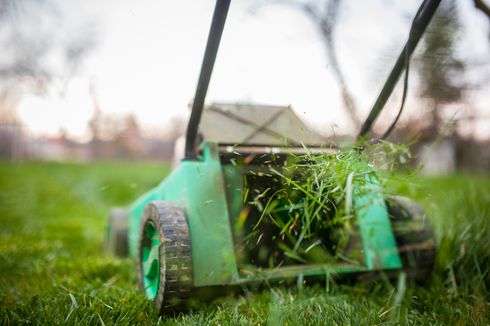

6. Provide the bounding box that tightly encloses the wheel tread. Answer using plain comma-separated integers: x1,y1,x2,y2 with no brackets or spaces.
387,196,436,280
137,201,192,315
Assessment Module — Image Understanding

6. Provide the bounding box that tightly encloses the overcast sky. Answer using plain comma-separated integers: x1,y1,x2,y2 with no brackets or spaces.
15,0,490,141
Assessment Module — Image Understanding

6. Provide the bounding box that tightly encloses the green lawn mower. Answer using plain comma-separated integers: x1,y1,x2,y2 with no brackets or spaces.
107,0,440,314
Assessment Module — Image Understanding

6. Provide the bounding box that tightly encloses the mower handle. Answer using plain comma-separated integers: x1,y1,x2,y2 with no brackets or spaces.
357,0,441,140
185,0,231,160
184,0,440,159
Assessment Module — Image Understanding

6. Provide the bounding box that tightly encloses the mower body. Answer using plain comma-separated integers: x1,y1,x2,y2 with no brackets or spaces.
105,0,440,313
126,140,402,288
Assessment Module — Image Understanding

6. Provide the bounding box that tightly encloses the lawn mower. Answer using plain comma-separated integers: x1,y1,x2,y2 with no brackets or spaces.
107,0,440,314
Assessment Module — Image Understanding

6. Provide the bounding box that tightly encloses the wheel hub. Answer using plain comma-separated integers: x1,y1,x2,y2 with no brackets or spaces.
141,221,160,300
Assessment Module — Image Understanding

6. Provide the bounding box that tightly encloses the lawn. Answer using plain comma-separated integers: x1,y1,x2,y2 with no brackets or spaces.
0,161,488,325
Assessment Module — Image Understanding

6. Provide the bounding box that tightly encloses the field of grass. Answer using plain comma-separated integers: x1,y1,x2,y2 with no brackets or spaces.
0,161,488,325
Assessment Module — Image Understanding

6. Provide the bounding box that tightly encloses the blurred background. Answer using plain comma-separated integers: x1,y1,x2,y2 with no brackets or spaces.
0,0,489,173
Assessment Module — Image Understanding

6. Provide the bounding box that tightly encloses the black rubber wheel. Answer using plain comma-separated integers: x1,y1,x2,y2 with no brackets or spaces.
386,196,436,280
106,208,129,257
137,201,192,315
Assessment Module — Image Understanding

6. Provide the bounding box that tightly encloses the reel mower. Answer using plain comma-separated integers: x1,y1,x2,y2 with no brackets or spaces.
107,0,440,314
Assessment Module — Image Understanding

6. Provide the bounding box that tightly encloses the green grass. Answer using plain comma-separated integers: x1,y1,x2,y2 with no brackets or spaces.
0,161,488,325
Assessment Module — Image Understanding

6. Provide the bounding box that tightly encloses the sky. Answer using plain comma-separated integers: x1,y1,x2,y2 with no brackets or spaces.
14,0,490,141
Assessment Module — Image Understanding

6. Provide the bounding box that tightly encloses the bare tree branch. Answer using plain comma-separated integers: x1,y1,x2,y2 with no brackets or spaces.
257,0,361,128
0,0,97,100
312,1,361,128
473,0,490,20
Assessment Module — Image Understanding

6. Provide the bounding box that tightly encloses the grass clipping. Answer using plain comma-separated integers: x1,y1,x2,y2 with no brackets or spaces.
244,141,412,268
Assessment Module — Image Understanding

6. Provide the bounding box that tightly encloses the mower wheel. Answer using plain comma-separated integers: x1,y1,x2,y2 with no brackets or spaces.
386,196,436,280
106,208,129,257
137,201,192,314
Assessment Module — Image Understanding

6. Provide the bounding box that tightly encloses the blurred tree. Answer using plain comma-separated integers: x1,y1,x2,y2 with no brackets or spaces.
0,0,97,109
0,0,97,159
417,0,465,134
295,0,361,129
0,92,24,159
256,0,489,137
255,0,361,129
118,114,144,159
88,82,148,160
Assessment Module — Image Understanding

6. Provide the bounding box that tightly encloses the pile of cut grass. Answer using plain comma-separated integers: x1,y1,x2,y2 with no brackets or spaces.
246,142,413,266
0,161,488,324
